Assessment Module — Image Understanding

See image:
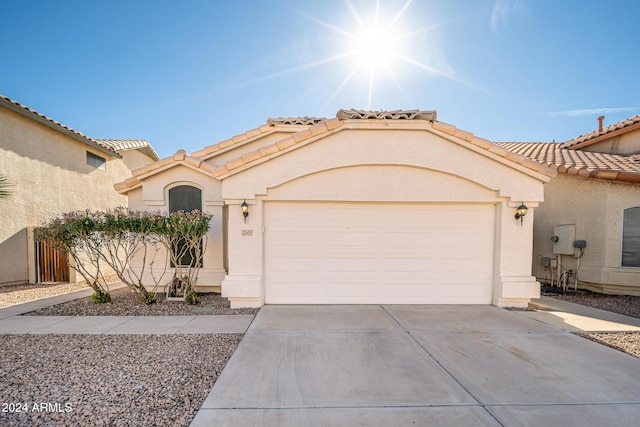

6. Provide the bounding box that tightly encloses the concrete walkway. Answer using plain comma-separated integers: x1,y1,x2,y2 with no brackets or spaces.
525,296,640,332
191,303,640,427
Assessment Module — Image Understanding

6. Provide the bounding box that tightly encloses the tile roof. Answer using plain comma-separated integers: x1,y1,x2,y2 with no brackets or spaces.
211,111,554,179
114,109,557,193
114,149,217,193
337,108,437,121
0,94,120,158
561,114,640,149
496,142,640,183
98,139,160,161
191,119,318,160
267,117,326,125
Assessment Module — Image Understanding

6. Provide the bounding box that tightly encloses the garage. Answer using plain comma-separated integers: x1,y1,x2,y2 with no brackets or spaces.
264,202,495,304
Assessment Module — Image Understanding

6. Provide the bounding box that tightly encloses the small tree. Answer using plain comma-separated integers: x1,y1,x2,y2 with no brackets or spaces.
95,208,165,304
35,212,112,303
161,210,211,304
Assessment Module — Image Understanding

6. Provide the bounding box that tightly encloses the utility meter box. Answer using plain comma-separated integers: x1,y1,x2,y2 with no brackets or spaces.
553,224,576,255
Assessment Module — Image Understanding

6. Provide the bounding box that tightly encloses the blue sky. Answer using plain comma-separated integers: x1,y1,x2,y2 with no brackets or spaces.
2,0,639,158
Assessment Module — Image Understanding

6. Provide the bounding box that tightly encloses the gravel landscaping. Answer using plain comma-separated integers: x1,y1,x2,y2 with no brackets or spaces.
24,286,259,316
0,282,87,308
0,283,256,426
0,334,241,427
1,283,640,426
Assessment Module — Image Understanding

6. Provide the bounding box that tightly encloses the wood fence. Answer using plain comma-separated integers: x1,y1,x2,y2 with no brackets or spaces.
36,239,69,282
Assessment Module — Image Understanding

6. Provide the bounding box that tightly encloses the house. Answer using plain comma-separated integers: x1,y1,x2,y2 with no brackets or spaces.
115,109,555,308
0,94,159,286
497,114,640,296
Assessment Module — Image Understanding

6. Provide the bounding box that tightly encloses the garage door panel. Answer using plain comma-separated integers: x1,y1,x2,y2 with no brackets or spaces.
325,257,378,273
269,230,321,247
269,282,319,298
265,202,494,304
327,283,377,297
327,231,378,249
383,231,438,248
269,257,320,273
383,257,434,272
325,205,380,222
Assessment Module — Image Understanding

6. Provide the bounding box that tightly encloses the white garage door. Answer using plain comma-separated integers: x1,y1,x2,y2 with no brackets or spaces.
264,202,495,304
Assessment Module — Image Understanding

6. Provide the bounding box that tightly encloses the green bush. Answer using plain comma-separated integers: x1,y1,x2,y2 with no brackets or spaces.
90,291,112,304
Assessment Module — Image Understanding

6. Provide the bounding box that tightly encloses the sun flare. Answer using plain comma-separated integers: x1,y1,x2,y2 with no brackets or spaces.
353,24,396,72
235,0,464,110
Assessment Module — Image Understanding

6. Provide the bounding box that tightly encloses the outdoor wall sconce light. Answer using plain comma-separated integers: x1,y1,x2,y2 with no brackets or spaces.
241,200,249,223
515,203,528,226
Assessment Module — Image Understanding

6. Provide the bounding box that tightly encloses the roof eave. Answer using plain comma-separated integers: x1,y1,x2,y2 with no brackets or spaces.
0,96,121,158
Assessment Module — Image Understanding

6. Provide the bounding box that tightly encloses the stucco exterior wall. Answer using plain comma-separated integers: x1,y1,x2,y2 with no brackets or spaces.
582,128,640,155
120,149,156,172
0,106,140,285
219,127,547,307
533,174,640,294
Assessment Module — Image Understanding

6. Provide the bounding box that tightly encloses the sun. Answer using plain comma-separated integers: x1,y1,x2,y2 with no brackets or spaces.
231,0,466,110
311,0,431,108
353,20,396,74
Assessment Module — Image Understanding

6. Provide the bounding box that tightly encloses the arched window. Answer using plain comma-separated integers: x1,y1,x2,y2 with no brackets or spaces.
169,185,202,213
168,185,203,267
622,207,640,267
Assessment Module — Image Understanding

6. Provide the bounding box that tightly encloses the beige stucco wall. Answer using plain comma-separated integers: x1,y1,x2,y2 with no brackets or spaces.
219,126,548,307
533,174,640,294
582,128,640,155
120,149,156,172
0,106,145,285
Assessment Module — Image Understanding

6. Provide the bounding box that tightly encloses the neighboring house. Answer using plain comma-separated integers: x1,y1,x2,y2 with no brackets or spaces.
0,94,159,286
115,109,555,308
498,114,640,295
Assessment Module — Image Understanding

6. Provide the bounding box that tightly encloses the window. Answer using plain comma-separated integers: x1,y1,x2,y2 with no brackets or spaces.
86,151,106,170
622,207,640,267
169,185,203,267
169,185,202,213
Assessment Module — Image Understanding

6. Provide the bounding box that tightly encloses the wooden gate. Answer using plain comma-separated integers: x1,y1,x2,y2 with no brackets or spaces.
36,239,69,282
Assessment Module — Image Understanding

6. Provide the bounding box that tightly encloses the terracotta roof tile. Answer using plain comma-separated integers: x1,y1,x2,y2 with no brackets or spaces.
292,129,313,142
309,121,329,136
259,144,280,157
267,117,325,126
115,149,221,194
98,139,160,161
192,118,320,160
496,142,640,184
241,150,262,164
561,114,640,149
275,136,297,150
336,108,437,121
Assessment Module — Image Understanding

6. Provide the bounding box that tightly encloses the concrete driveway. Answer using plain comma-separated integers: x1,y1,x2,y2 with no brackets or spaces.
191,305,640,426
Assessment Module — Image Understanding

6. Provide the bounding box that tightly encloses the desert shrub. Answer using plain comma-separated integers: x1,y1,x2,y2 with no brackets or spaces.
36,209,211,305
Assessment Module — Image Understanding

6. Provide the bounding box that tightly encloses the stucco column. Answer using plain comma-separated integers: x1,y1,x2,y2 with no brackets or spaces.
221,199,264,308
493,201,540,307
